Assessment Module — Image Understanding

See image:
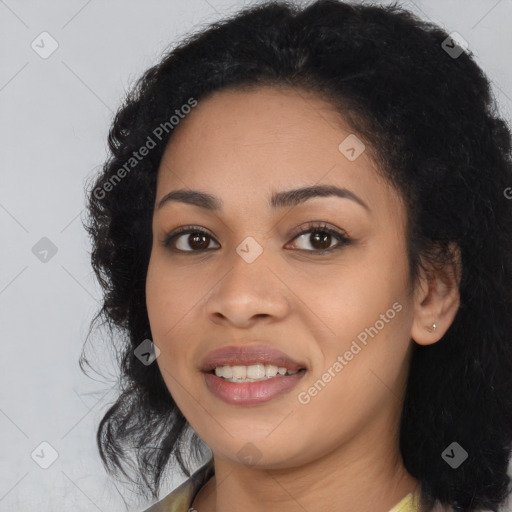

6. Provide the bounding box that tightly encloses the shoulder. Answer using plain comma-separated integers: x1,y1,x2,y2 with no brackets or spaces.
141,458,215,512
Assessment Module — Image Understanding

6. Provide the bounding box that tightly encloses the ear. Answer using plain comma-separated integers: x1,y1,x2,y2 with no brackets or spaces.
410,242,462,346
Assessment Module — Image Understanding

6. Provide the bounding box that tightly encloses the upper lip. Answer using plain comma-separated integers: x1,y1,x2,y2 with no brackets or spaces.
200,344,307,373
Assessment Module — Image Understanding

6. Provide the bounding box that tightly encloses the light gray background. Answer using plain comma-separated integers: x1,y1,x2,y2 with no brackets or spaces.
1,0,511,511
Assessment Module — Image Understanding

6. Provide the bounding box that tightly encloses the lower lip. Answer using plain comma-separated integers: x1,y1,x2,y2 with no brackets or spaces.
204,370,306,405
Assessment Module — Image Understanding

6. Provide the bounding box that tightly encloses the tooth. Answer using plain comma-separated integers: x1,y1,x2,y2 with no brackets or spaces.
246,364,266,379
221,365,232,378
265,364,278,377
231,365,247,379
213,364,301,380
214,365,232,378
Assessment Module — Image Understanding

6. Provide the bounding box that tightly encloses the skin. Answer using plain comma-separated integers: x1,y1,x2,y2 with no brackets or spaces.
145,85,461,512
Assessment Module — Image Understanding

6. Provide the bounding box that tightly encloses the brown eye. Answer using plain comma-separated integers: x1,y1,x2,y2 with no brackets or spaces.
287,222,351,253
162,222,351,255
163,226,219,252
182,232,211,250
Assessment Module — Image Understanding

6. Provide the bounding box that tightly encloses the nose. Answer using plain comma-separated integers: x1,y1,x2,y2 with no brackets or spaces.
204,247,291,328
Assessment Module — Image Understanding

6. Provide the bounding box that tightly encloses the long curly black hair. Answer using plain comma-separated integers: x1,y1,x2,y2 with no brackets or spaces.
82,1,512,510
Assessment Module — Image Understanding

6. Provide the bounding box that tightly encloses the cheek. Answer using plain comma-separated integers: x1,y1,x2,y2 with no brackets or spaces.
146,257,181,374
145,254,204,394
312,261,406,339
146,254,195,334
307,244,412,389
146,257,168,333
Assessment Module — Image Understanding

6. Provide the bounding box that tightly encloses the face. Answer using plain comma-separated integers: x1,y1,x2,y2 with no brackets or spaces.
145,85,417,469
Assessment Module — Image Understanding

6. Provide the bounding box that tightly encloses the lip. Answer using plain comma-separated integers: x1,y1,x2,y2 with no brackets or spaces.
200,344,307,373
204,370,307,405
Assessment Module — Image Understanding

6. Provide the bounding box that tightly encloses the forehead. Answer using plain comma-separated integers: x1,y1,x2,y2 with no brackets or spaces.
155,85,404,227
160,85,369,169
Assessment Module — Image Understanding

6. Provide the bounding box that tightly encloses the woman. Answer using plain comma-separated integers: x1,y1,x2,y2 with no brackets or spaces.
83,1,512,511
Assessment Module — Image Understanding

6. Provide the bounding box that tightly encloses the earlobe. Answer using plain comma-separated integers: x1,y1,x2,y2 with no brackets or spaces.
425,322,437,333
411,288,460,346
410,243,461,346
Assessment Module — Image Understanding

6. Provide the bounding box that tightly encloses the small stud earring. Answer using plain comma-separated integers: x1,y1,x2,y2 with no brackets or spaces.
426,322,437,333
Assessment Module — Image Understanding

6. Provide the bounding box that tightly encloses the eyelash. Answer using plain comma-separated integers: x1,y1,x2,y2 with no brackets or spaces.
162,221,352,255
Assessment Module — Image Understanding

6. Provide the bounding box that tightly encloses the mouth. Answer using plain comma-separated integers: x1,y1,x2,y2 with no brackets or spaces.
200,344,308,404
203,368,307,405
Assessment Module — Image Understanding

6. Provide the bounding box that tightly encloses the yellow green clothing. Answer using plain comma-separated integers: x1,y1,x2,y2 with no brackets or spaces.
143,459,214,512
390,487,420,512
142,458,431,512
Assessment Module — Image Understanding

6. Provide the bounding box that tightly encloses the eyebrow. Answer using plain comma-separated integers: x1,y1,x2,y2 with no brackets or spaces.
157,184,370,212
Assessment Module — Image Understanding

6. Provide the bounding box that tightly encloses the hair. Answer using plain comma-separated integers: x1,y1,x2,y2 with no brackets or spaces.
82,0,512,510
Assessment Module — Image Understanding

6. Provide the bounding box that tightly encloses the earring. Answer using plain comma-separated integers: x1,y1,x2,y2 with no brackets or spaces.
426,322,437,333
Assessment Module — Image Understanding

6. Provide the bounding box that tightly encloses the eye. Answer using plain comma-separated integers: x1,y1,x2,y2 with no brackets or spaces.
286,221,351,253
162,225,219,252
161,222,351,254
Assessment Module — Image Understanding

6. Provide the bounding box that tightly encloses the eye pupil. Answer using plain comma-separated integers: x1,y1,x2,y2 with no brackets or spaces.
311,231,331,250
189,233,209,250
